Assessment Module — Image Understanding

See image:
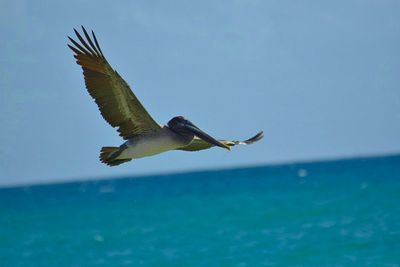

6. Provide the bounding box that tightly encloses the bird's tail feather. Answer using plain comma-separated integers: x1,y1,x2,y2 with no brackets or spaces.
100,146,131,167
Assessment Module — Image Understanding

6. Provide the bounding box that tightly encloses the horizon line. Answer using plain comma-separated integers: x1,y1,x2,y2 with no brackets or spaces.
1,151,399,190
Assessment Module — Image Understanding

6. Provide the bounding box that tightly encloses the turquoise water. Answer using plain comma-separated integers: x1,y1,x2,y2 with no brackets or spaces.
1,155,400,266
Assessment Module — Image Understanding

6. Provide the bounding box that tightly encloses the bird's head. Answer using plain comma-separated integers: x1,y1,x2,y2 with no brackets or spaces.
168,116,230,150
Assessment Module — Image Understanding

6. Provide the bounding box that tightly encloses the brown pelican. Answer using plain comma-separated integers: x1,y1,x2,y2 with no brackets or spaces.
68,26,264,166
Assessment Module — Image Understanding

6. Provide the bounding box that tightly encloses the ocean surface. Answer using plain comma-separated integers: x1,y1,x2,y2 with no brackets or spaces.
1,155,399,267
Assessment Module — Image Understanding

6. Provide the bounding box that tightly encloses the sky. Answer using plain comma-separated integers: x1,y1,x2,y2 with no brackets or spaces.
1,0,399,187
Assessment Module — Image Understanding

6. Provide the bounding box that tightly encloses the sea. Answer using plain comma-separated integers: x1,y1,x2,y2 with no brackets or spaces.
1,155,399,267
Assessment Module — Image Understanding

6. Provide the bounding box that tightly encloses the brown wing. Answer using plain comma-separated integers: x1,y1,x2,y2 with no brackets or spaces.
68,26,161,139
178,131,264,152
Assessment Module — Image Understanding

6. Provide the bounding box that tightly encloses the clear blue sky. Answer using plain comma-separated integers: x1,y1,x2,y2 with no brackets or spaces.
1,0,399,186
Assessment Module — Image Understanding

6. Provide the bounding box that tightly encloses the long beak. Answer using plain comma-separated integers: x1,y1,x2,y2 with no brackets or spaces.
184,122,231,150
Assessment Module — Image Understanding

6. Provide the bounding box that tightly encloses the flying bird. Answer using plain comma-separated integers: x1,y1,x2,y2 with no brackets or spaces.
68,26,264,166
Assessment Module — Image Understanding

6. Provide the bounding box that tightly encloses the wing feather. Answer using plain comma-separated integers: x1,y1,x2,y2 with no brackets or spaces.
68,26,161,139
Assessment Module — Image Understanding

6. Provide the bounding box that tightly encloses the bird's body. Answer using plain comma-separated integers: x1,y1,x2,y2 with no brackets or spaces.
68,27,263,166
120,127,192,159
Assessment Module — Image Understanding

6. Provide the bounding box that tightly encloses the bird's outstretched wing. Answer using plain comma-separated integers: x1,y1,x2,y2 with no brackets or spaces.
178,131,264,152
68,26,161,139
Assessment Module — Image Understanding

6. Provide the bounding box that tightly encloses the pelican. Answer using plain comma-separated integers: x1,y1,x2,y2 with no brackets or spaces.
68,26,264,166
